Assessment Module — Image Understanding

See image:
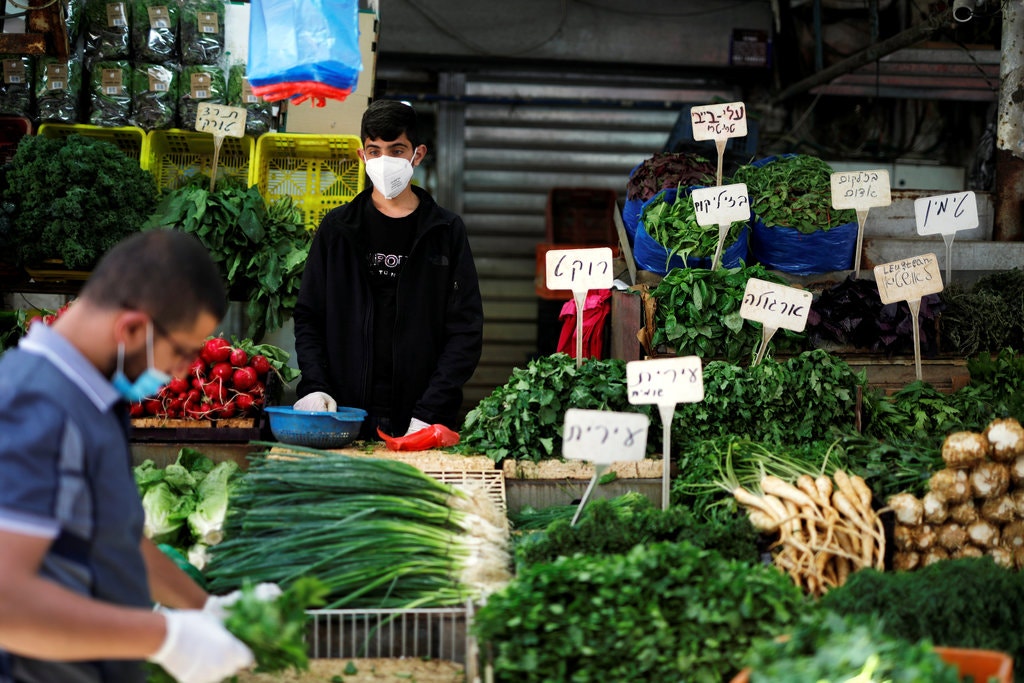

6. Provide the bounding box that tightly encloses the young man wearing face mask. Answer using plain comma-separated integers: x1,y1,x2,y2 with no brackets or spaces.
0,230,257,683
293,99,484,439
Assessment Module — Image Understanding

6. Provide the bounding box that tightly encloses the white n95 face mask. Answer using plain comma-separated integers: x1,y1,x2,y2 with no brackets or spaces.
365,155,415,200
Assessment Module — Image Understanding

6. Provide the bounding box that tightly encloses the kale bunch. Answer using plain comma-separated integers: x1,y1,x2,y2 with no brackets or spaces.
5,134,157,270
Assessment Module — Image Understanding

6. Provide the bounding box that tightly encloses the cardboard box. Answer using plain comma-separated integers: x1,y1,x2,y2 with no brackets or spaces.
282,10,378,136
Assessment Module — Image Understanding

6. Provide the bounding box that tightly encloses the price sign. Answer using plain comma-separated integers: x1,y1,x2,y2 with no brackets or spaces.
690,101,747,187
562,408,649,465
830,169,892,210
690,183,750,226
544,247,613,293
873,253,944,305
627,356,704,406
690,102,748,141
873,253,944,382
830,169,892,276
740,278,812,332
195,102,247,138
914,191,978,236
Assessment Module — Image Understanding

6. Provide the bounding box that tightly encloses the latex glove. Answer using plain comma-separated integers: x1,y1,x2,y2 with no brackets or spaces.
203,582,283,621
293,391,337,412
149,609,253,683
405,417,431,436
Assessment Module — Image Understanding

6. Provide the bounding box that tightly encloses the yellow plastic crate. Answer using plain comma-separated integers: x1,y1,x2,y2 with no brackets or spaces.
37,123,147,165
253,132,364,231
144,128,254,193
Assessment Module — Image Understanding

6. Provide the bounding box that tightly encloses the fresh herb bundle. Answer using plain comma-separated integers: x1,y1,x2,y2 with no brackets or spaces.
131,0,179,63
0,55,33,116
180,0,225,65
5,134,156,269
88,59,132,126
142,180,310,341
83,0,129,62
178,64,225,130
640,187,746,267
473,541,807,683
626,152,716,202
743,611,961,683
731,154,856,233
516,493,760,566
819,556,1024,680
131,63,177,130
227,63,273,136
939,268,1024,356
645,263,807,362
35,56,82,124
458,354,652,463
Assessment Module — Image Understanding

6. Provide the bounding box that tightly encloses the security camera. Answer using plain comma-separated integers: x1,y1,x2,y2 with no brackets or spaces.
953,0,976,22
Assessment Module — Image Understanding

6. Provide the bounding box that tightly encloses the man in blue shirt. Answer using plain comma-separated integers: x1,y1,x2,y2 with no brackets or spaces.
0,230,253,683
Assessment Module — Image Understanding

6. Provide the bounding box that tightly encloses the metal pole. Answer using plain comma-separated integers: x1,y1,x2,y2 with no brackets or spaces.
994,0,1024,242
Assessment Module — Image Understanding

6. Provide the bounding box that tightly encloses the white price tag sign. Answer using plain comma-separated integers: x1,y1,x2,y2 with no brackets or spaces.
626,356,704,406
690,101,747,141
740,278,813,333
830,169,892,210
544,247,614,293
562,409,649,465
915,191,978,236
194,102,247,138
690,183,750,227
873,253,944,305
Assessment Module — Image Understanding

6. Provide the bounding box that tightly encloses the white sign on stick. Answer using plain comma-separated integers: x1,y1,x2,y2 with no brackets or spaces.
194,102,247,138
626,356,704,406
690,184,750,226
690,102,748,140
915,191,978,236
544,247,614,293
873,253,944,305
830,169,892,210
740,278,813,333
561,409,649,465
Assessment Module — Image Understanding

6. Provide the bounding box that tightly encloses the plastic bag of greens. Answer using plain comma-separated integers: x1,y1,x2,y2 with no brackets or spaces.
131,0,179,63
35,56,82,123
66,0,87,46
180,0,224,66
89,60,131,126
178,64,224,130
227,63,273,136
0,56,33,116
131,63,177,130
84,0,130,63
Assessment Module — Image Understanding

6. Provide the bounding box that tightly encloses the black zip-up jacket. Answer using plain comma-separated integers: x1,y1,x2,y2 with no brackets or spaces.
293,186,484,432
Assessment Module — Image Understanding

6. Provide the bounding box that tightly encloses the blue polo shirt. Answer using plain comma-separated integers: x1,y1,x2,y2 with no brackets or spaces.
0,324,150,683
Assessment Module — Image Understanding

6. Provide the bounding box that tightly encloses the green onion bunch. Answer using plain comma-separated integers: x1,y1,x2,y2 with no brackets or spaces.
204,445,511,609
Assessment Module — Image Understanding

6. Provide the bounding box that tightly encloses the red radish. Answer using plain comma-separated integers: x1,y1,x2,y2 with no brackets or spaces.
211,362,234,382
201,337,232,364
232,366,258,391
250,354,271,377
185,388,201,404
143,398,162,416
168,376,190,394
219,401,237,419
234,393,255,413
229,347,248,367
202,379,226,402
189,357,207,378
128,402,146,417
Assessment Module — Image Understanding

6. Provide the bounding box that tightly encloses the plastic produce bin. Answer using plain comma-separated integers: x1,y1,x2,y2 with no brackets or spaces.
144,128,254,193
37,122,146,165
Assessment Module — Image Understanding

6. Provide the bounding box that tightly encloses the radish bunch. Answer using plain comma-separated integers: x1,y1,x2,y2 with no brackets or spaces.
129,336,274,421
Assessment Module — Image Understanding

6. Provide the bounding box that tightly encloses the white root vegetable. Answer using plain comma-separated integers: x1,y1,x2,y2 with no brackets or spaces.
967,519,1001,548
1012,455,1024,486
922,547,950,566
949,499,979,525
980,494,1016,524
888,492,924,526
913,524,936,551
935,522,968,551
970,461,1011,499
893,551,920,571
929,469,971,504
953,545,984,559
893,524,915,551
988,546,1014,569
1000,520,1024,550
985,417,1024,462
942,431,990,469
922,491,948,525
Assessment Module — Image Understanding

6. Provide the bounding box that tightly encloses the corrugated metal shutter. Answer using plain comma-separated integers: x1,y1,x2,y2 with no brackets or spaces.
435,70,740,409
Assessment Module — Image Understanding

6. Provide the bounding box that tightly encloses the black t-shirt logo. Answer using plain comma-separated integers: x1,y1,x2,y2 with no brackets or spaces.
368,252,406,281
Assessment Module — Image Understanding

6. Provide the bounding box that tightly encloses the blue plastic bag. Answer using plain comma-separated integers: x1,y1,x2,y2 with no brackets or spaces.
750,218,858,275
633,187,749,274
247,0,361,104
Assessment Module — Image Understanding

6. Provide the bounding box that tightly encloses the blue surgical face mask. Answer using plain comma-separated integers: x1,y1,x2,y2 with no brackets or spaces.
112,321,171,402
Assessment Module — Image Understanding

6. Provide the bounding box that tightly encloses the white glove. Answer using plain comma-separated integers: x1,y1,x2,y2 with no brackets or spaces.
405,418,431,436
293,391,337,412
149,609,254,683
203,582,283,621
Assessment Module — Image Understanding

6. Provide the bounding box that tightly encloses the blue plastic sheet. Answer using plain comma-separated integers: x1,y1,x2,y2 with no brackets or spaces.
750,218,858,275
247,0,361,103
633,187,750,274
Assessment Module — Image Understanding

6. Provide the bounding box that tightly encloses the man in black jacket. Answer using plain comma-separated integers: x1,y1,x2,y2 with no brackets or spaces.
292,100,484,439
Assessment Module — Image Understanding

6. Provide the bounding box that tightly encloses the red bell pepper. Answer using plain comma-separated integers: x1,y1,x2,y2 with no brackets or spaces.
377,424,461,451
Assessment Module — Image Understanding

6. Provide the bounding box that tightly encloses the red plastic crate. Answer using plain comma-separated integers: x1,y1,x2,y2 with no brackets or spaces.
0,116,31,165
545,187,618,245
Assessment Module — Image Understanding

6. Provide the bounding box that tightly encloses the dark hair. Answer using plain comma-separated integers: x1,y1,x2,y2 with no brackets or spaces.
80,230,227,330
361,100,421,148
